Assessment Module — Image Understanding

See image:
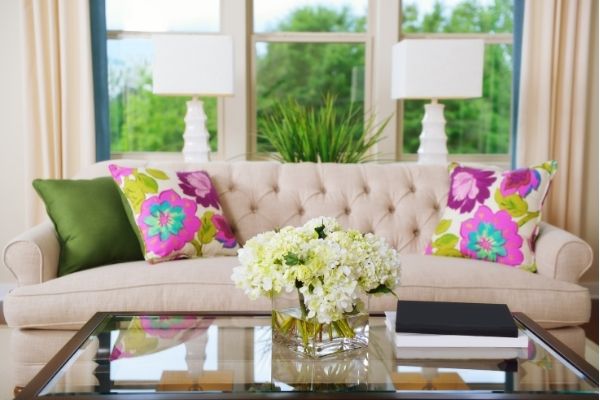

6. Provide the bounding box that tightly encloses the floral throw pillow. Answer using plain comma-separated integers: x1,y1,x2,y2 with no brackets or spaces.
109,164,238,263
426,161,557,272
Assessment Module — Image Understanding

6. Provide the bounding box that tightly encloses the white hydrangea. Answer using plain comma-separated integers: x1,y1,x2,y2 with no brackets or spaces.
231,217,401,323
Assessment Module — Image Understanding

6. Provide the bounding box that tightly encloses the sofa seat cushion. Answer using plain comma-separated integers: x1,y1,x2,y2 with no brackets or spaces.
378,254,591,329
4,257,270,329
4,255,590,330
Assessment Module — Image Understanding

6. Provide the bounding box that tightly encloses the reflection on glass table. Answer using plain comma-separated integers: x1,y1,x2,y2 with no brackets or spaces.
26,314,598,398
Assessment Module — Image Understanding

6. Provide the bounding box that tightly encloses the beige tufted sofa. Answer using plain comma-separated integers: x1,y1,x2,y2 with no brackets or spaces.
3,160,593,340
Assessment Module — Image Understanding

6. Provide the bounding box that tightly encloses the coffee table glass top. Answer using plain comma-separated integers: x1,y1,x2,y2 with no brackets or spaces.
23,312,598,398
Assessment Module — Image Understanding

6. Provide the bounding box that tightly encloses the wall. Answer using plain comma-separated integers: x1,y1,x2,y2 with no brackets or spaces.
580,0,599,293
0,0,25,285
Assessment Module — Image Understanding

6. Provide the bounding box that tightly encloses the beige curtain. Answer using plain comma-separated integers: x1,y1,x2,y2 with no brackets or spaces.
22,0,96,226
516,0,595,236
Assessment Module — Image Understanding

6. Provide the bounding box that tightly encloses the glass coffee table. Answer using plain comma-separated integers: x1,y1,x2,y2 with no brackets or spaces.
16,312,598,399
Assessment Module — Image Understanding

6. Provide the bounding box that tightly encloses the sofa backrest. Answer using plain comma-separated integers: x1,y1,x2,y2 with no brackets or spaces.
78,160,449,254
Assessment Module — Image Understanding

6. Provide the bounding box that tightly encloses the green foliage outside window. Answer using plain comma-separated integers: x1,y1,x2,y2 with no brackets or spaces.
107,1,512,157
402,0,513,154
109,60,217,153
256,6,367,154
256,1,513,156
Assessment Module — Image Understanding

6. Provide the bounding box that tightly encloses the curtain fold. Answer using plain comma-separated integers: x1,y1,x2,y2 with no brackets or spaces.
22,0,96,226
516,0,594,236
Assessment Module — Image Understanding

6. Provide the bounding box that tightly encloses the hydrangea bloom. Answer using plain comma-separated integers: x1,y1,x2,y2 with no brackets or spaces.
232,217,401,324
459,205,523,266
177,171,220,209
212,214,237,248
108,164,134,184
448,166,496,214
500,168,541,198
138,190,200,257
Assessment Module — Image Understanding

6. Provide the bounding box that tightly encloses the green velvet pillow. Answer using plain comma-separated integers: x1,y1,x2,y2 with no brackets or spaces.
33,177,143,276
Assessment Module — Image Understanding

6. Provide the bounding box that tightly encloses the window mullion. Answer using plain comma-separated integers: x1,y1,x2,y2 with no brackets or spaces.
220,0,251,161
371,0,400,161
253,32,368,43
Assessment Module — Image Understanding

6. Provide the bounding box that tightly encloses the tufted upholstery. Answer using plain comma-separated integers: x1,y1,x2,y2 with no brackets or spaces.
78,160,449,254
3,159,592,335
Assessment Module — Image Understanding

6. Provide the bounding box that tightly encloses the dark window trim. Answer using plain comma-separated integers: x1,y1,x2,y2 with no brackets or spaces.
90,0,110,161
511,0,525,168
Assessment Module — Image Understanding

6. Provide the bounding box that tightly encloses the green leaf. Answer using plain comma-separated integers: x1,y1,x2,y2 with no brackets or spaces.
367,284,393,295
190,239,203,257
198,211,217,244
123,179,147,214
495,189,528,217
540,161,557,175
434,247,464,258
433,233,459,249
519,263,537,273
146,168,169,180
136,173,159,194
285,252,302,266
315,223,327,239
434,219,452,235
517,211,540,227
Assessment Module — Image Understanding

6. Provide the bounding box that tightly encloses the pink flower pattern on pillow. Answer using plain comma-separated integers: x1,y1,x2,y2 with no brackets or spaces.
109,164,238,263
459,205,524,266
137,190,200,258
426,161,557,272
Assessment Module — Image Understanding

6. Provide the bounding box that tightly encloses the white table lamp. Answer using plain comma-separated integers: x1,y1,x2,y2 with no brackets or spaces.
391,39,484,165
153,35,234,162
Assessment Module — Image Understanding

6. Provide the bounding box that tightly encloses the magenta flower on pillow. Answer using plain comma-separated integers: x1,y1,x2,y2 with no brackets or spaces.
447,166,496,214
138,190,200,257
500,168,541,198
212,214,237,248
459,205,523,266
177,171,220,209
109,164,134,184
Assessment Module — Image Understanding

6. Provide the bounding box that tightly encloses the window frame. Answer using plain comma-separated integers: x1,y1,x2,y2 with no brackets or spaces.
250,33,373,157
105,0,514,164
105,29,227,160
398,18,514,163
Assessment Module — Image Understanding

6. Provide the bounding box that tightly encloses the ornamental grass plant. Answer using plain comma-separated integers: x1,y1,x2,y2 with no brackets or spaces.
258,95,391,163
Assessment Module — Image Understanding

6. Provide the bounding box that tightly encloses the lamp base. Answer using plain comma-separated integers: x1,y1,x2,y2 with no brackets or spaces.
417,101,448,165
182,97,211,163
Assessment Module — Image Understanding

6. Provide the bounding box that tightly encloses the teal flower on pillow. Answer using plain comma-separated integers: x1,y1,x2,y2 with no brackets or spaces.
460,205,524,266
138,190,200,258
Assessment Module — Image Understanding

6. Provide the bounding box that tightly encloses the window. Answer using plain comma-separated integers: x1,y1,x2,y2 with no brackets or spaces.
400,0,514,159
101,0,514,162
252,0,369,155
106,0,220,155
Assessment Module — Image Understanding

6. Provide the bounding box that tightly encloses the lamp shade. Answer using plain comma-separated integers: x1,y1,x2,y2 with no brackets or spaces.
152,34,234,96
391,39,484,99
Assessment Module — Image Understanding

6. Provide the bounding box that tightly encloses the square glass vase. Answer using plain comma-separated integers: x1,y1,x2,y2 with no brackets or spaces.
271,290,369,358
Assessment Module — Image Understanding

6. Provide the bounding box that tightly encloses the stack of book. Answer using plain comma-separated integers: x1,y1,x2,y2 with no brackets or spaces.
385,300,529,360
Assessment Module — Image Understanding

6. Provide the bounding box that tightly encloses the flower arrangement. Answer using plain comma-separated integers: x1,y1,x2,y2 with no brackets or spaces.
232,217,401,357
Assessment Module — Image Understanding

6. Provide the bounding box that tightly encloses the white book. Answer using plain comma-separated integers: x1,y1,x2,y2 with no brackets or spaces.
391,346,527,360
385,311,529,348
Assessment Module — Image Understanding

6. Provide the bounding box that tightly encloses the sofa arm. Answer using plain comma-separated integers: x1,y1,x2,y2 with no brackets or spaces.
535,222,593,283
3,222,60,286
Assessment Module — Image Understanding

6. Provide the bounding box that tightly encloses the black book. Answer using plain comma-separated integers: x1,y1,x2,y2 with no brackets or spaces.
395,300,518,338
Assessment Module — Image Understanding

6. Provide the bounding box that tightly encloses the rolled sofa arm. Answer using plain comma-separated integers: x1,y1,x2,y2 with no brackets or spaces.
535,222,593,283
3,222,60,286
